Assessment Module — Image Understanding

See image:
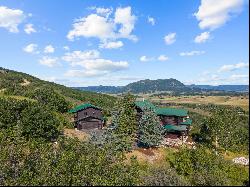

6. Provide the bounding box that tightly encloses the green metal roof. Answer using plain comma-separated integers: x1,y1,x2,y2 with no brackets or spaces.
156,108,188,117
68,103,101,113
180,118,192,125
164,124,187,131
135,100,157,111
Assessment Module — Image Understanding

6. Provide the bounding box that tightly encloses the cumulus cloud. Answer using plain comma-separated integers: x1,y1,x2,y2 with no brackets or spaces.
44,45,55,53
148,16,155,25
194,0,244,30
95,7,113,17
62,50,129,77
39,56,59,67
140,56,153,62
194,32,210,43
67,6,137,46
218,62,249,72
114,6,137,40
62,50,100,64
99,40,123,49
164,33,176,45
65,69,108,77
63,46,70,51
24,23,36,34
67,14,115,40
180,50,205,56
23,43,38,54
158,55,169,61
0,6,26,33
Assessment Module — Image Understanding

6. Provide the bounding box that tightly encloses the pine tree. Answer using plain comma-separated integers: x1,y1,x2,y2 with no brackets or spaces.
138,106,164,148
112,93,138,151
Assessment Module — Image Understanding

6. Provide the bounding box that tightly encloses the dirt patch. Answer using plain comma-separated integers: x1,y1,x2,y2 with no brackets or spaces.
63,128,90,141
136,148,155,156
126,148,165,164
20,79,31,86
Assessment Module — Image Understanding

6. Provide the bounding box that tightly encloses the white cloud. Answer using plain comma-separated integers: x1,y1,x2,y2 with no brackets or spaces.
0,6,26,33
194,0,244,30
67,6,137,43
114,6,137,40
62,50,100,64
44,45,55,53
39,56,59,67
148,16,155,25
194,32,210,43
140,56,154,62
62,50,129,77
24,23,36,34
99,40,123,49
180,50,205,56
158,55,169,61
164,33,176,45
65,69,108,77
23,43,38,54
96,7,113,17
63,46,70,51
218,62,249,72
230,74,249,79
67,14,115,40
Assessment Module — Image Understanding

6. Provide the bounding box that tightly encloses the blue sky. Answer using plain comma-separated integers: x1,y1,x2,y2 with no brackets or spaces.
0,0,249,86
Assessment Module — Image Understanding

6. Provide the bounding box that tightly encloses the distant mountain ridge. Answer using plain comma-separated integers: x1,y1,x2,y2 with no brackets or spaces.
187,84,249,92
72,78,249,94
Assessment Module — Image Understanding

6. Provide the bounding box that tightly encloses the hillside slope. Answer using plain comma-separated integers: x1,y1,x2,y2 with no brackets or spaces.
74,78,202,94
0,67,116,113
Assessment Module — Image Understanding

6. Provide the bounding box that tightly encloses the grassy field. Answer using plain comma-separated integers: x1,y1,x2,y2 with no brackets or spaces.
149,95,249,111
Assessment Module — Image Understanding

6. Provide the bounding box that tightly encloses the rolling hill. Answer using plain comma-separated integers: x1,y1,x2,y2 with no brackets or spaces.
73,78,249,94
73,78,202,94
0,67,116,113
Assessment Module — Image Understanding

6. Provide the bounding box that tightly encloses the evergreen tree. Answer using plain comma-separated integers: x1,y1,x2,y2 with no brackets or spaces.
138,106,164,148
112,93,138,151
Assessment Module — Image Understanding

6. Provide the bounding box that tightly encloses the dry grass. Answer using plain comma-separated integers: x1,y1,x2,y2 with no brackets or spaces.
151,96,249,111
63,128,90,141
20,78,31,86
125,147,176,165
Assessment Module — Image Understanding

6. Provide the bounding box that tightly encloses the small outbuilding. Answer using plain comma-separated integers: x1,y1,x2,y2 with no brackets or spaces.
69,103,104,130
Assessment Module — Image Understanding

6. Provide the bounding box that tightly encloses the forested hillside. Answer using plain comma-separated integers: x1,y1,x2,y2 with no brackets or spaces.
74,78,202,94
74,78,249,94
0,67,116,114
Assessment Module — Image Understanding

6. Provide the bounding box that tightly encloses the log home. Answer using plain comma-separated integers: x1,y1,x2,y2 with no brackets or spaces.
135,100,192,138
69,103,104,130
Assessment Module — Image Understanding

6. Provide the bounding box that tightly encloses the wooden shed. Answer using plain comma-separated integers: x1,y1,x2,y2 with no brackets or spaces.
69,103,104,130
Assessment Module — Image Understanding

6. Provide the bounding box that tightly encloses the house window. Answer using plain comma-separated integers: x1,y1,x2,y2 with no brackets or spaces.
84,112,88,115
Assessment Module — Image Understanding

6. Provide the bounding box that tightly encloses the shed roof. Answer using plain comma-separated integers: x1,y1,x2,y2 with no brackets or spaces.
156,108,188,117
164,124,187,131
68,103,101,113
135,100,157,111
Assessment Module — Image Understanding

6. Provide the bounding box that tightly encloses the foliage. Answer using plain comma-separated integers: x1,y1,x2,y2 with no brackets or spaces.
0,67,117,115
112,93,138,151
0,97,61,141
200,108,249,153
140,166,190,186
0,131,140,186
138,106,164,148
26,87,70,113
169,146,249,186
20,105,61,141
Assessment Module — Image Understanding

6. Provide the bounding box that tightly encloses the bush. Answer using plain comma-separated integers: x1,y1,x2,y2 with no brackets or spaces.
26,88,70,113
